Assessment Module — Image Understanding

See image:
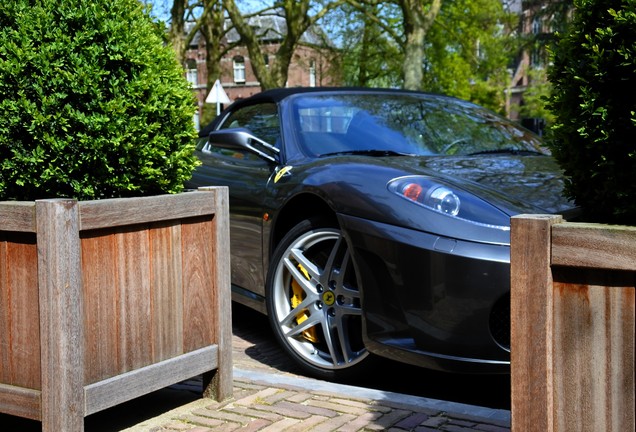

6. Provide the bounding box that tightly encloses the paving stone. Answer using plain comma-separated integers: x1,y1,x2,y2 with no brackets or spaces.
179,414,229,429
307,414,357,432
286,392,313,403
258,417,301,431
235,418,272,432
420,415,448,428
232,387,283,407
283,415,331,432
191,408,259,426
447,418,478,428
372,409,415,429
224,406,282,422
474,424,511,432
394,412,431,429
275,400,339,418
305,399,369,415
252,402,313,419
335,410,384,432
442,425,485,432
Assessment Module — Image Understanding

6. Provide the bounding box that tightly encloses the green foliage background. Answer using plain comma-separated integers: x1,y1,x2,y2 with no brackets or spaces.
329,0,513,114
421,0,513,114
0,0,199,201
548,0,636,224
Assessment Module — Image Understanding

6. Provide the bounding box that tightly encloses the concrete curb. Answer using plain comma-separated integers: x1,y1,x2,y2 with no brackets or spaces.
233,368,511,424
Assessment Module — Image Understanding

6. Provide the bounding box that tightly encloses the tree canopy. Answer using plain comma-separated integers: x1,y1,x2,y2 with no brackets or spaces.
158,0,521,112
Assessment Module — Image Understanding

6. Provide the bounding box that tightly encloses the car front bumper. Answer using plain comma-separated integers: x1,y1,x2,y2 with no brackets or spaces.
338,213,511,374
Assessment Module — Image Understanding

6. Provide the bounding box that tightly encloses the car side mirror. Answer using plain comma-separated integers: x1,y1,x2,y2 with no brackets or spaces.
207,127,279,164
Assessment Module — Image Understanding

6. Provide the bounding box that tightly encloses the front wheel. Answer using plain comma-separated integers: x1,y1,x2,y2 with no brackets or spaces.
265,218,370,381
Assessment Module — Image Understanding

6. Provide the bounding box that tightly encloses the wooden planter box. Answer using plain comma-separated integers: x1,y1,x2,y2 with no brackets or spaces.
511,215,635,432
0,187,232,431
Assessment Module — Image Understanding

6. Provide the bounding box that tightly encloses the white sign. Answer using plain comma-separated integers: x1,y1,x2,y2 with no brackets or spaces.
205,79,231,115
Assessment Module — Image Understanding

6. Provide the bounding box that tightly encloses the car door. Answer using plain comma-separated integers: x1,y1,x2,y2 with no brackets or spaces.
189,102,280,298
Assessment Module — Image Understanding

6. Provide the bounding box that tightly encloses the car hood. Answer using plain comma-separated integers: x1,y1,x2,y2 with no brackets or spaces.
383,154,574,215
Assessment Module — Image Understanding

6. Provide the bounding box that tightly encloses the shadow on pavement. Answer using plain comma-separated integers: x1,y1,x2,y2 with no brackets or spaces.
231,302,511,410
0,383,201,431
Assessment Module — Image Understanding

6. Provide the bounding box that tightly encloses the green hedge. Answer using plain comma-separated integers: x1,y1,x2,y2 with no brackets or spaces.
548,0,636,224
0,0,199,200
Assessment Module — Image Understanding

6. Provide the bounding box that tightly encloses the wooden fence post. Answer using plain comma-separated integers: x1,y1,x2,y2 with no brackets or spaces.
36,199,85,432
198,187,233,401
510,214,562,432
511,215,635,431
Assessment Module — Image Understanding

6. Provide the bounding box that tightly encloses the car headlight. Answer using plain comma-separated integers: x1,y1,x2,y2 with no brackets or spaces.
388,176,510,230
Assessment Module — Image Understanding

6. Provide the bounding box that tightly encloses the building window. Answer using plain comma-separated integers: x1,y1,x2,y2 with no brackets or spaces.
233,56,245,83
186,59,198,86
532,17,542,35
309,59,316,87
531,47,543,67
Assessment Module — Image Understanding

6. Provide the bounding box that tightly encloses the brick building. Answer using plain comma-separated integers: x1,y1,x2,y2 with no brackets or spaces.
184,14,338,128
506,0,569,132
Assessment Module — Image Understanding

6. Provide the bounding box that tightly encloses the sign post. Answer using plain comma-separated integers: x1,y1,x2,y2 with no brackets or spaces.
205,79,231,116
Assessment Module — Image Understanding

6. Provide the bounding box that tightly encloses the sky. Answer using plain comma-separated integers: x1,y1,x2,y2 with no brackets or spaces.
144,0,271,22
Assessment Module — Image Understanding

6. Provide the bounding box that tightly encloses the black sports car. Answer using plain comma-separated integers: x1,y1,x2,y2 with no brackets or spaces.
186,87,576,380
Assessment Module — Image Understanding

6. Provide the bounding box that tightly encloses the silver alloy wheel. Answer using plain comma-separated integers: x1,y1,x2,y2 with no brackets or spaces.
269,227,368,370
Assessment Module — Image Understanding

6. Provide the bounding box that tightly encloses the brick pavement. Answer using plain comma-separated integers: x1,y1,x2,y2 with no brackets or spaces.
116,304,511,431
121,370,510,432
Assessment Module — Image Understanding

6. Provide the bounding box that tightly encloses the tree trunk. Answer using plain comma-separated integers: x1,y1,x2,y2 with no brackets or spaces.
403,25,426,90
399,0,442,90
224,0,277,89
201,0,225,89
168,0,186,65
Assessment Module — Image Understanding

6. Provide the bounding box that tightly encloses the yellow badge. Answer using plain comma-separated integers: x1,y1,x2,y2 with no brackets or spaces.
274,165,293,183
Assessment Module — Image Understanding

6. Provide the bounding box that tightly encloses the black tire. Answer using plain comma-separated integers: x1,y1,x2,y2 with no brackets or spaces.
265,217,371,381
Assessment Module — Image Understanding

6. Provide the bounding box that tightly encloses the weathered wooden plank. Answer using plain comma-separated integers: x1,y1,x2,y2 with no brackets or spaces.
181,215,216,351
116,227,153,372
81,230,120,384
78,192,217,231
200,187,233,401
552,222,636,271
0,383,41,421
510,214,562,432
84,345,218,416
0,234,40,390
149,221,184,361
36,199,85,432
552,270,635,432
0,202,36,233
0,236,7,385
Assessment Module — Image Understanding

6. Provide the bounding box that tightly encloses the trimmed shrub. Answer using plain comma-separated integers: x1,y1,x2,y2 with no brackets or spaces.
0,0,199,200
547,0,636,224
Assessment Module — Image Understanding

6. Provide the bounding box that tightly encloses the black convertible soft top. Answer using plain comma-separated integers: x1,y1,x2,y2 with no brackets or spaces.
199,86,440,136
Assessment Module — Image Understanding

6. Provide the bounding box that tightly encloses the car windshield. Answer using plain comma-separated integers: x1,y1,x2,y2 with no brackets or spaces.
291,93,548,158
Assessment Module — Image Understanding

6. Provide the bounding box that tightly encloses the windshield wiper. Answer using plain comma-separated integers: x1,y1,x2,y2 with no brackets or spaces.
322,149,414,157
467,148,547,156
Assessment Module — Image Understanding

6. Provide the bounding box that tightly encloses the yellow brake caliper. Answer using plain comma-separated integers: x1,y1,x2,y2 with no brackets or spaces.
290,263,319,343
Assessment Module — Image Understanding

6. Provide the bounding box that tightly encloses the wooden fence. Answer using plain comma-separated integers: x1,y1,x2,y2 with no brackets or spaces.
0,187,232,431
511,215,635,432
